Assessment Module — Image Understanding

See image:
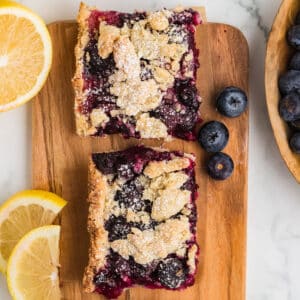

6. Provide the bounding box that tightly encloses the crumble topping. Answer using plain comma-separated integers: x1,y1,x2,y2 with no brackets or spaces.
136,113,168,138
142,171,190,221
111,217,192,264
103,179,124,220
126,209,150,224
160,43,186,60
106,19,187,118
187,244,198,273
153,67,174,91
181,205,192,216
148,11,169,31
162,171,189,189
113,36,140,81
151,189,191,221
131,20,169,60
143,171,189,201
98,22,120,59
182,51,195,77
90,108,109,128
144,157,190,178
110,80,161,116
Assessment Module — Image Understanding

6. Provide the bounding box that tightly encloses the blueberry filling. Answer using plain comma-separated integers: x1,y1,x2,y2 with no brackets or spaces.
84,41,116,77
81,9,201,140
81,39,116,114
94,252,193,298
91,152,120,174
155,257,188,288
175,78,199,109
92,146,173,176
151,99,199,140
114,179,144,211
170,9,200,26
104,216,132,242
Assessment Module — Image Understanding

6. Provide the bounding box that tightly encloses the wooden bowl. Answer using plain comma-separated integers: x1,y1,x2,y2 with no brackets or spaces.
265,0,300,183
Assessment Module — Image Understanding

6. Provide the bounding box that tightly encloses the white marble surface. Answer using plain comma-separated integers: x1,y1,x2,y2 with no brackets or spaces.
1,0,299,299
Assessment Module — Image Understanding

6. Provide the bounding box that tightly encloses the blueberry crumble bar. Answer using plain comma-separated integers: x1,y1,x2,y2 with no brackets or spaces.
73,3,202,140
83,146,199,298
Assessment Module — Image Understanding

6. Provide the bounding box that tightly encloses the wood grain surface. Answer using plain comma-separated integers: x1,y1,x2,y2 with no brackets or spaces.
32,15,249,300
265,0,300,183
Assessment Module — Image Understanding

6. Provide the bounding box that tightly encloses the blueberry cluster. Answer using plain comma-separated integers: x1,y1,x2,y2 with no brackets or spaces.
94,251,189,298
197,87,247,180
278,12,300,154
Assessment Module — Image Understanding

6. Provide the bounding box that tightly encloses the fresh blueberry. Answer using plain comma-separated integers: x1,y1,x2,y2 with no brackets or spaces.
279,93,300,122
207,152,234,180
114,179,144,211
175,79,199,109
155,258,187,289
92,153,117,174
279,70,300,95
198,121,229,152
289,119,300,131
179,85,199,109
289,132,300,153
216,87,248,117
104,216,131,242
289,52,300,70
287,25,300,50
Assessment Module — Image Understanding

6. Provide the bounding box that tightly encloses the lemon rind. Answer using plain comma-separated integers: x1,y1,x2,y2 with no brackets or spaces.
0,190,66,273
0,2,52,112
6,225,60,300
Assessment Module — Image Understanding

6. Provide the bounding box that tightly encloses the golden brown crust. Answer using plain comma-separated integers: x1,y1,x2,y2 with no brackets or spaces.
83,158,109,292
72,3,92,136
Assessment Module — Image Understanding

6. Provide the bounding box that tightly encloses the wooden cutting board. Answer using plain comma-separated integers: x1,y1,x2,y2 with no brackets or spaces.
32,14,249,300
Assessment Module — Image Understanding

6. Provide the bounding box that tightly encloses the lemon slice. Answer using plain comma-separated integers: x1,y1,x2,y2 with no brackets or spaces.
7,225,61,300
0,190,66,273
0,0,52,111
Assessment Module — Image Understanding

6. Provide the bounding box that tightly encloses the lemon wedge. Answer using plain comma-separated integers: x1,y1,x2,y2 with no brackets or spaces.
7,225,61,300
0,0,52,111
0,190,66,273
